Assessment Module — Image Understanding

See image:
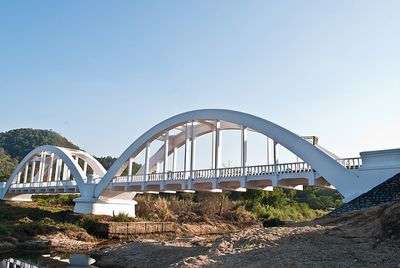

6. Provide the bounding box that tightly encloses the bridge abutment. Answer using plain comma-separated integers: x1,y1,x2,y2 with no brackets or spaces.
73,197,137,217
73,184,137,217
347,149,400,201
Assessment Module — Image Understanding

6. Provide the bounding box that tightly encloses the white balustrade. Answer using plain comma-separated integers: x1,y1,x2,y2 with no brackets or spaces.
8,158,363,192
337,157,362,169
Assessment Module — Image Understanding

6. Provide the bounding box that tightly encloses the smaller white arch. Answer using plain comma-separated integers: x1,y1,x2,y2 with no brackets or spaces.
61,148,106,177
0,145,106,199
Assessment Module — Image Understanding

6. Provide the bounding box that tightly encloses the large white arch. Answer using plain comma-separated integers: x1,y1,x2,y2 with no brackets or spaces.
1,145,106,199
95,109,359,198
134,121,341,175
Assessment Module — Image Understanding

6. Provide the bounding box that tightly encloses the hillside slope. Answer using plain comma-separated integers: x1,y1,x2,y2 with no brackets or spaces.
0,128,79,160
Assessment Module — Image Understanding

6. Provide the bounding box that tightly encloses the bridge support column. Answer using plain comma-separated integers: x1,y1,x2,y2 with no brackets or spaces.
23,163,28,184
241,126,248,176
183,123,190,180
73,184,137,217
214,120,221,177
47,153,54,182
144,142,150,182
74,198,137,217
272,175,278,187
128,158,133,178
188,122,196,189
172,147,177,172
162,130,170,191
30,161,36,182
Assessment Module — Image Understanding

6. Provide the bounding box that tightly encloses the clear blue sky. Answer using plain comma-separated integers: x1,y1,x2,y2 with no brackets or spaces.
1,1,399,165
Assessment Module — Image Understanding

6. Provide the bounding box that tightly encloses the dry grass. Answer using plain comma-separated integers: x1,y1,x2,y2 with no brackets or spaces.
135,193,257,225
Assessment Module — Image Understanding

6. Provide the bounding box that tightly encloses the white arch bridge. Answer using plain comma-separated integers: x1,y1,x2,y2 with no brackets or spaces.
1,109,400,217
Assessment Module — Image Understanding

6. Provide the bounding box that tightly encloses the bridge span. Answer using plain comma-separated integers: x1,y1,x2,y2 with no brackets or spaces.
1,109,400,217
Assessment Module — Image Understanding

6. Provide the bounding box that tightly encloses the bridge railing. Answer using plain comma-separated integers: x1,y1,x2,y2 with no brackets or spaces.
336,157,362,169
9,180,78,189
111,157,362,184
192,168,216,179
7,158,364,188
111,161,321,183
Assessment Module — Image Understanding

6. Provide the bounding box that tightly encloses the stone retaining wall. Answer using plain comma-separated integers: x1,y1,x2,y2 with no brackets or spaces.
94,221,176,239
329,173,400,217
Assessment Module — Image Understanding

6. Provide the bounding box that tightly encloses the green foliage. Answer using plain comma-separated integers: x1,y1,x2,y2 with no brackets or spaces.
80,214,101,231
33,195,77,209
111,212,135,222
240,243,252,250
95,156,117,170
95,156,141,174
15,221,53,236
295,187,343,209
0,128,79,160
236,187,341,221
0,200,94,240
40,217,57,225
0,147,18,182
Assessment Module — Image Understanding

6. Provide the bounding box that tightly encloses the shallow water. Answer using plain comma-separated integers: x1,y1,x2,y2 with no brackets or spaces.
0,252,97,268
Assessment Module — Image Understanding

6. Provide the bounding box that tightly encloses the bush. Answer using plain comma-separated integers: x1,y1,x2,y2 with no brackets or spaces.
80,214,101,233
15,222,55,236
153,198,176,221
136,194,173,220
33,195,77,208
251,202,324,221
226,205,255,224
40,217,57,225
136,194,155,220
111,212,134,222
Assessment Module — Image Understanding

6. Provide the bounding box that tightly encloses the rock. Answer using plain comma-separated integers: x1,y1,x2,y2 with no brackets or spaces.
18,217,33,223
263,218,284,227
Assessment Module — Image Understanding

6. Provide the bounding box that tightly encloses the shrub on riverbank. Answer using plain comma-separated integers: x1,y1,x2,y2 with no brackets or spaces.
136,193,255,224
32,195,77,210
135,187,335,223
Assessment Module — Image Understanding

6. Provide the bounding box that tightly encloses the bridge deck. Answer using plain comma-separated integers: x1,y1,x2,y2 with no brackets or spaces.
2,158,362,195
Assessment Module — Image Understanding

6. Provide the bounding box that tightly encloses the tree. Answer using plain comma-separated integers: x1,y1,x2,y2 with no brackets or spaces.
0,147,18,182
0,128,79,160
95,156,141,175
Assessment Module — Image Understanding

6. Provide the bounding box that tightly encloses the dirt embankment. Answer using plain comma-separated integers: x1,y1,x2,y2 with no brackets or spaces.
94,201,400,268
0,228,97,253
0,220,246,254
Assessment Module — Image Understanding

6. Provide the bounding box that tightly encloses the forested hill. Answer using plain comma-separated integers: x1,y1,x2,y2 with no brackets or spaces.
0,128,79,160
